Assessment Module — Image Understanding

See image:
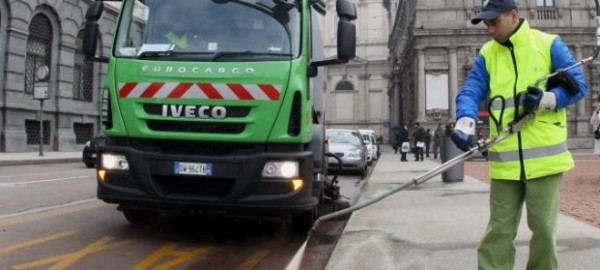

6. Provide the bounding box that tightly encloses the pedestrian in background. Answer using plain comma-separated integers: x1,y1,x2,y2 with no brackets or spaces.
432,123,444,160
399,125,410,162
450,0,587,269
412,122,426,161
424,128,432,158
393,128,401,154
590,103,600,158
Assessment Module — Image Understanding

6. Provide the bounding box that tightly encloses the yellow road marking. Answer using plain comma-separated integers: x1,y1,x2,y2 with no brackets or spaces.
12,236,136,270
235,250,270,270
0,231,76,255
132,243,214,270
0,200,103,227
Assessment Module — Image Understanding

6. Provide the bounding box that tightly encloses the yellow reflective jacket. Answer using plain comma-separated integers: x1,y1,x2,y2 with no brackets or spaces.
479,20,573,180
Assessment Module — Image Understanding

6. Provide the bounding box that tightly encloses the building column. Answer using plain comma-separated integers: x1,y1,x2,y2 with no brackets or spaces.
363,63,369,124
574,45,588,136
3,28,29,152
417,48,426,122
391,78,400,127
449,47,458,120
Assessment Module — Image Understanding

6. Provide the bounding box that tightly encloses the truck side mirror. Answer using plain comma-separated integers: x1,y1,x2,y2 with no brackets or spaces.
337,19,355,61
336,0,356,61
310,0,356,67
336,0,357,20
82,2,108,63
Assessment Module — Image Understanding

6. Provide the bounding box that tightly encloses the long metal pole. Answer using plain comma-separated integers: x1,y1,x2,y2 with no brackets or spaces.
313,113,534,227
39,100,44,156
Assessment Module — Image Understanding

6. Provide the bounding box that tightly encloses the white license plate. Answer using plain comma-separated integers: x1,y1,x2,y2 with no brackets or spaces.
174,162,212,176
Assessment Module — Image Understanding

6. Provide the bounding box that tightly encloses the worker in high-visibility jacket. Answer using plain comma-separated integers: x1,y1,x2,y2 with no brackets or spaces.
451,0,587,269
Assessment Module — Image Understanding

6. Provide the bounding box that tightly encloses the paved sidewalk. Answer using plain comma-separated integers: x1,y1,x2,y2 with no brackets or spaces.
325,147,600,270
0,151,81,166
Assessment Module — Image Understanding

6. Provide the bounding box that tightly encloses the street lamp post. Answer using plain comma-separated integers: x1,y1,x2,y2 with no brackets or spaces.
33,65,50,156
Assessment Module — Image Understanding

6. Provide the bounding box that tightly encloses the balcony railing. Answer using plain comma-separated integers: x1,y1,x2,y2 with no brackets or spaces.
535,8,559,20
468,7,560,22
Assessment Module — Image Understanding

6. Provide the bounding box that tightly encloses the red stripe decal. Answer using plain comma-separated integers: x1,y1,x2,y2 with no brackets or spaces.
141,82,165,98
228,84,253,100
198,83,223,99
258,84,280,100
119,83,137,97
168,83,193,98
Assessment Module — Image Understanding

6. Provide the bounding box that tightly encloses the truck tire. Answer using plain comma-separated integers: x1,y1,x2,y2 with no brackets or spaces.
122,209,158,225
291,208,317,234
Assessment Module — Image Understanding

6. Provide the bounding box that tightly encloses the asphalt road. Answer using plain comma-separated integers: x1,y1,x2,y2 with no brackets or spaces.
0,161,372,270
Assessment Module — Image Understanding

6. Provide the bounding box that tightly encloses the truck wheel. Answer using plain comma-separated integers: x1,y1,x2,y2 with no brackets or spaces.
122,209,158,225
291,208,317,234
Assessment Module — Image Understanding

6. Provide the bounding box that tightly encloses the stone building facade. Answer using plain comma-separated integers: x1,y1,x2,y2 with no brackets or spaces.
0,0,118,152
321,0,396,142
389,0,599,148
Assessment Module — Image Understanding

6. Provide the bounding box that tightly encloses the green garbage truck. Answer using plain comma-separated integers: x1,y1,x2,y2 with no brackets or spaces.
82,0,357,232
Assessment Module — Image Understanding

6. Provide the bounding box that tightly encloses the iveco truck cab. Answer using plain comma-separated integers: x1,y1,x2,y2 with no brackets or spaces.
82,0,357,232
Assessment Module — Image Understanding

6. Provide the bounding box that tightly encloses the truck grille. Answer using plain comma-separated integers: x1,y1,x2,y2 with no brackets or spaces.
147,120,245,134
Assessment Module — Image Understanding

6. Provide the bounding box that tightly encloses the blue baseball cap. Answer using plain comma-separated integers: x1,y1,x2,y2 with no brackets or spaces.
471,0,517,25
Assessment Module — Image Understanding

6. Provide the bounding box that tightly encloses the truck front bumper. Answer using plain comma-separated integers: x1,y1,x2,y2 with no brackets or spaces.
96,144,318,215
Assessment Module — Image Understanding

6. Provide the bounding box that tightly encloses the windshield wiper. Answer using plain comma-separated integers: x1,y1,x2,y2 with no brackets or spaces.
137,50,292,60
138,51,215,59
212,51,293,60
138,50,173,58
137,44,175,58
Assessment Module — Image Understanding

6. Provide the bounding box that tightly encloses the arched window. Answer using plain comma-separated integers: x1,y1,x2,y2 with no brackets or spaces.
74,30,93,101
24,15,52,94
335,80,354,91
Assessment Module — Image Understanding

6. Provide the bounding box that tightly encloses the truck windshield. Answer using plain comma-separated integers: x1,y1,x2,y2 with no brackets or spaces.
113,0,301,60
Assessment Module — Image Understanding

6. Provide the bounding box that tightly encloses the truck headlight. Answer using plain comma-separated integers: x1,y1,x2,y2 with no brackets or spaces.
262,161,299,178
101,153,129,171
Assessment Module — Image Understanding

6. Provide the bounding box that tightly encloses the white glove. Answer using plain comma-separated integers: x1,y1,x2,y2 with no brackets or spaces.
538,91,557,110
451,117,476,152
455,117,476,135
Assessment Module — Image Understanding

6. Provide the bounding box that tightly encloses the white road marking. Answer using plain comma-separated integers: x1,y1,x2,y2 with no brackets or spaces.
0,198,98,220
0,169,91,179
0,176,90,187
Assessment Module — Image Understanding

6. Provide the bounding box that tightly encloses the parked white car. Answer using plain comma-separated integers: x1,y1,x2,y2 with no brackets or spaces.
359,129,380,162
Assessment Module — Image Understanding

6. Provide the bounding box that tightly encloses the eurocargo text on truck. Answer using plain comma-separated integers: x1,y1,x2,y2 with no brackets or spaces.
81,0,357,233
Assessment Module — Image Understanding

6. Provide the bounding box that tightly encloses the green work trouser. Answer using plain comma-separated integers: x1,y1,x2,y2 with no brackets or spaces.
477,173,562,270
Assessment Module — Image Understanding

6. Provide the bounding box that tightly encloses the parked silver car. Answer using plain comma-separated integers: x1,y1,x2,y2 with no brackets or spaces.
326,129,368,178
